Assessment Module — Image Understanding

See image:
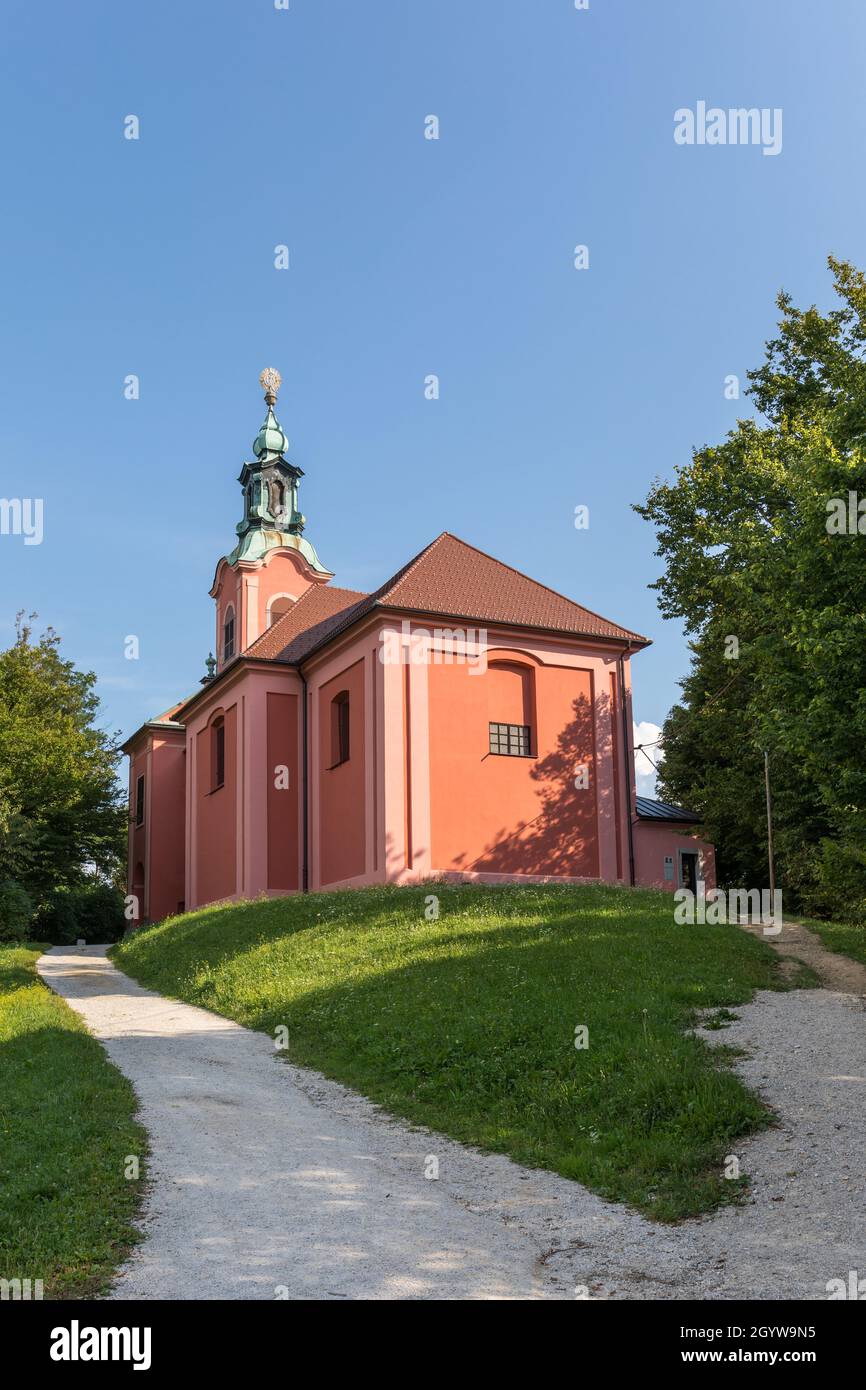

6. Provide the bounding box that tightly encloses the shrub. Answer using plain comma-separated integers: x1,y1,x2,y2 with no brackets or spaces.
800,839,866,926
0,879,34,941
36,882,126,944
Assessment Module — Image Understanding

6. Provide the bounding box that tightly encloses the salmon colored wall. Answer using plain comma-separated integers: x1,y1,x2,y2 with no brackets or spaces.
212,566,240,673
609,669,624,881
128,745,147,919
125,731,185,924
182,663,304,909
147,732,186,921
195,704,237,904
128,599,716,908
267,691,299,889
317,657,366,885
633,822,717,892
252,551,313,637
211,550,326,669
376,623,631,889
486,661,535,726
427,655,599,877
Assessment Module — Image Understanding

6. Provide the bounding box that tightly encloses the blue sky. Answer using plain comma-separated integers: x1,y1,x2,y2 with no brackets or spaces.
2,0,864,790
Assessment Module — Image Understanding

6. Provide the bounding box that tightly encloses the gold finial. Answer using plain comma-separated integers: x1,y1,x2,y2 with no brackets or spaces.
259,367,282,407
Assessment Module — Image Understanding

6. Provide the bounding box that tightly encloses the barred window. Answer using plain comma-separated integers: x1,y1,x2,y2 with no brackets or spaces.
489,722,531,757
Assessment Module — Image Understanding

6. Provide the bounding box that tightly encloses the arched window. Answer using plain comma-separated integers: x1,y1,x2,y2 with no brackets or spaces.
271,479,285,522
330,690,350,767
223,607,235,662
487,661,534,757
267,594,295,627
212,716,225,790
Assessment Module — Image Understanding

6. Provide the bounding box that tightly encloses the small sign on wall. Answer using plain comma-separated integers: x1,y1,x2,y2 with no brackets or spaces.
664,855,674,882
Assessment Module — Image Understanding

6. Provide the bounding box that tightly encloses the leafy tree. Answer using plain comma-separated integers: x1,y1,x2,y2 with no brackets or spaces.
0,879,34,941
35,882,126,944
636,258,866,920
0,614,126,921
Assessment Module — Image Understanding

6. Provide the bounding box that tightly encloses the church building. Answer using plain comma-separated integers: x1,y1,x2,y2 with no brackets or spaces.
123,370,715,923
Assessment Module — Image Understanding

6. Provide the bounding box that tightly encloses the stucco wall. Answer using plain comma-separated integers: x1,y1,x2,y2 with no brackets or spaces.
211,549,323,666
317,657,366,885
125,730,185,924
195,703,238,904
147,732,186,921
128,607,719,909
427,654,600,878
251,550,316,638
267,690,299,889
375,623,635,888
633,820,717,892
128,745,147,916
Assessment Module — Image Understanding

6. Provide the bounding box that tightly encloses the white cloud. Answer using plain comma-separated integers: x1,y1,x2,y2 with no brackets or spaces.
633,719,663,798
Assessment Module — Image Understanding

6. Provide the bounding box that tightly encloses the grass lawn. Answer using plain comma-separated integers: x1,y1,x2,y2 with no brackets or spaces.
0,943,147,1298
795,916,866,968
113,881,808,1222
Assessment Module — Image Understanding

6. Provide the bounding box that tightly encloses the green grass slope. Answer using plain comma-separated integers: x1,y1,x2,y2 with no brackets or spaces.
0,944,147,1298
114,882,801,1221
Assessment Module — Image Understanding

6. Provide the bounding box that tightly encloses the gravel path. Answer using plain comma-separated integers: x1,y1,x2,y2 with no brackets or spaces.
37,926,866,1302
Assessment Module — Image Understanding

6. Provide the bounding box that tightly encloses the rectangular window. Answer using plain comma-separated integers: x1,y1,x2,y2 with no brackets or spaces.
489,722,531,757
213,721,225,790
223,613,235,662
134,774,145,826
330,692,350,767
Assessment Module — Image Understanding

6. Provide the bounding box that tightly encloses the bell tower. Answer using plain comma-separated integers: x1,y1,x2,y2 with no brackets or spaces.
210,369,333,668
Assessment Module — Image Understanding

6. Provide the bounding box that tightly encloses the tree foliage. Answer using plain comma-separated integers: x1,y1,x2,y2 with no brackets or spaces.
635,258,866,920
0,614,127,921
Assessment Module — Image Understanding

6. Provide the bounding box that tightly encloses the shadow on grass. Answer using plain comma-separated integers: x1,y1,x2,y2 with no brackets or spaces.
115,888,788,1221
0,946,147,1298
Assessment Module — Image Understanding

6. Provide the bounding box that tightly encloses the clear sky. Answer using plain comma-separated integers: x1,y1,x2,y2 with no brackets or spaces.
2,0,864,793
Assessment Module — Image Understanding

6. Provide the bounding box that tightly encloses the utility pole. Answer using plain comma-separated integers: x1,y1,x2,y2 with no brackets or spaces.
763,749,776,899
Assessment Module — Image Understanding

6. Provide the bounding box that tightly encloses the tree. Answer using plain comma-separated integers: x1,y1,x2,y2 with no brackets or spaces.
0,614,127,918
635,258,866,920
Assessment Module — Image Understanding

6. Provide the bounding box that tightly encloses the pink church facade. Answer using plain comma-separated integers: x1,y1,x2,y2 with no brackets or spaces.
123,374,715,923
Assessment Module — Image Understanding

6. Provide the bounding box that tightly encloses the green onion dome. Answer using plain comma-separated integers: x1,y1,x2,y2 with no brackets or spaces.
253,405,289,459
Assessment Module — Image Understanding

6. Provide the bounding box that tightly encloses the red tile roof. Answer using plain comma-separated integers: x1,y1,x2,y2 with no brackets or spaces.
252,532,647,665
368,533,648,644
245,584,369,662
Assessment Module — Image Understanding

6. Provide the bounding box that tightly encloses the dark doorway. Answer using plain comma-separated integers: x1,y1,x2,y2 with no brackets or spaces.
680,851,698,892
